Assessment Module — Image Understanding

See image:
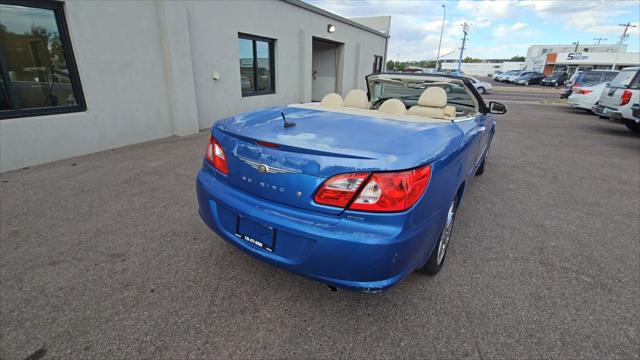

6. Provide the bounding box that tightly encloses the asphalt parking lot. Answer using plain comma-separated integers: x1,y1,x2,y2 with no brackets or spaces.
1,87,638,359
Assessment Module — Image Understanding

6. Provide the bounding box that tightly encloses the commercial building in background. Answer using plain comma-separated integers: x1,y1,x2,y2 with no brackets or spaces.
440,61,524,76
0,0,389,172
524,44,639,75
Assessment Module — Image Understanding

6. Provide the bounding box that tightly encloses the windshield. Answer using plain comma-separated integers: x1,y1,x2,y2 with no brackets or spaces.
609,70,638,88
577,72,605,86
368,76,478,115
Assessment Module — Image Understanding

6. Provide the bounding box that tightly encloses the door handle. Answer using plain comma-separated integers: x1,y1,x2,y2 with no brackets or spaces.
477,126,486,133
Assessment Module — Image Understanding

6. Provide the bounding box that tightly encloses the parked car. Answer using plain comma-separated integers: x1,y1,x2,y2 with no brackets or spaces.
513,72,545,85
196,73,506,292
488,70,503,78
592,67,640,132
494,70,519,82
567,82,609,111
560,70,618,99
467,77,492,94
503,71,536,83
541,72,568,87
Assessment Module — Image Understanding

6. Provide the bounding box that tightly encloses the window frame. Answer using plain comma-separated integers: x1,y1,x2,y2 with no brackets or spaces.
238,33,275,97
0,0,86,120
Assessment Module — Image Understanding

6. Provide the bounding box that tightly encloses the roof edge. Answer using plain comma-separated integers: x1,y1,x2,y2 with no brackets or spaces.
281,0,389,38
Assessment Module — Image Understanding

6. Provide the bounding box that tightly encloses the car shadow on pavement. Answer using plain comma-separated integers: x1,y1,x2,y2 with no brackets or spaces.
588,124,640,139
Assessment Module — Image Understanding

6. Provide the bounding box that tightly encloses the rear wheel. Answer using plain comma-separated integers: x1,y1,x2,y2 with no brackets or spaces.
524,81,530,86
623,119,640,132
418,197,458,275
477,87,486,94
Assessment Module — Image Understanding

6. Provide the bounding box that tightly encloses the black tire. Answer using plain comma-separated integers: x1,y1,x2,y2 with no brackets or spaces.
553,82,558,87
477,87,486,94
476,157,486,175
623,119,640,132
524,81,530,86
417,197,459,275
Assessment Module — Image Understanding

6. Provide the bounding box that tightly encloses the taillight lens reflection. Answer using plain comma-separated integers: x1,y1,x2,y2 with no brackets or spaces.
350,165,431,212
314,164,431,212
205,135,229,174
314,173,369,208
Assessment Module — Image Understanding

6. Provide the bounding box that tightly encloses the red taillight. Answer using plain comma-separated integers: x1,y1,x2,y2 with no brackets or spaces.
314,165,431,212
205,135,229,174
575,88,593,95
313,172,369,208
620,89,632,106
256,140,279,148
350,165,431,212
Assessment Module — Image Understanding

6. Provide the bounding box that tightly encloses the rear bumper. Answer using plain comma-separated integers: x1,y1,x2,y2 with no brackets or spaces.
196,169,447,292
567,98,591,110
592,104,623,122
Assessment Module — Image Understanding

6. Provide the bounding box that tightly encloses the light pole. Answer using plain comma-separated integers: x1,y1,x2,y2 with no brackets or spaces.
435,4,446,72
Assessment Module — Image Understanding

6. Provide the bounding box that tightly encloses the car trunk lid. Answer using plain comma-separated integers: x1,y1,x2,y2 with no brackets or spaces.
212,106,462,214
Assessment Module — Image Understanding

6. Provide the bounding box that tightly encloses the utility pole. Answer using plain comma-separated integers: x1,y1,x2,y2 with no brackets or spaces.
593,37,607,44
435,4,446,72
612,22,636,70
573,41,580,52
457,22,469,73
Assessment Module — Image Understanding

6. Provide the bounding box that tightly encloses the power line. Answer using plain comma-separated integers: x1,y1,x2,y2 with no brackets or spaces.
457,23,469,73
593,37,607,44
612,22,636,69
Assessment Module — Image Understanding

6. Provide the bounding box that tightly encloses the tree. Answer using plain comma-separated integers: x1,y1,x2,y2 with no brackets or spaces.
386,60,395,71
509,55,525,62
463,56,482,63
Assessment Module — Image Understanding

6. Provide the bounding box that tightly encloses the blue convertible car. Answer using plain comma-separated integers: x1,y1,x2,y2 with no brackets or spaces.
196,73,506,292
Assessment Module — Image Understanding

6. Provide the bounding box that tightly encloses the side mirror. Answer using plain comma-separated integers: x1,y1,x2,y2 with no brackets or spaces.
488,101,507,115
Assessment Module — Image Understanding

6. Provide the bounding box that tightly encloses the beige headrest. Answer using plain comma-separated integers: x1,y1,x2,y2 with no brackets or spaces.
343,89,369,109
320,93,344,108
378,98,406,115
418,87,448,108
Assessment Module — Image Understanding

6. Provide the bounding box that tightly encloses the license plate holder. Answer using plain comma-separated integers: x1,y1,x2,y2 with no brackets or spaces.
235,216,275,252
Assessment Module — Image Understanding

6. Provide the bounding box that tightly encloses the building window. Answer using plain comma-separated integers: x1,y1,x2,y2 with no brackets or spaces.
0,0,85,119
372,55,383,73
238,33,275,96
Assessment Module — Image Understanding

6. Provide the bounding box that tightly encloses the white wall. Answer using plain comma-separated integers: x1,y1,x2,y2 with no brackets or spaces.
183,0,387,129
0,0,388,172
0,1,176,172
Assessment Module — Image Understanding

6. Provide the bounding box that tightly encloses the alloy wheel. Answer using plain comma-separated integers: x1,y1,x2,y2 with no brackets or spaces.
437,200,457,265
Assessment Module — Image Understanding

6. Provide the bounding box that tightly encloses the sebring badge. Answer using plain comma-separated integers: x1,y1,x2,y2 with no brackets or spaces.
238,156,299,174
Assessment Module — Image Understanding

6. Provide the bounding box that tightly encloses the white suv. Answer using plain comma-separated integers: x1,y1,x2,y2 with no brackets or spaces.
593,67,640,132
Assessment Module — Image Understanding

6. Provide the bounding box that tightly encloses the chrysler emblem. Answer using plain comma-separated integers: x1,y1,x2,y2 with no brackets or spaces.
238,156,299,174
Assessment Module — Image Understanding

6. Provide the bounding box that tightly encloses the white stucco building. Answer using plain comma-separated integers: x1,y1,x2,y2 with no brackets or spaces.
524,44,634,74
0,0,390,172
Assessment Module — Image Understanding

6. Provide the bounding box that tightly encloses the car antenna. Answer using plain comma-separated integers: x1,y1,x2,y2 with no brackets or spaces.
281,111,296,128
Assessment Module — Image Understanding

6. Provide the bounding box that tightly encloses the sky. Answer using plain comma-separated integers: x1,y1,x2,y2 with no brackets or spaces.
305,0,640,61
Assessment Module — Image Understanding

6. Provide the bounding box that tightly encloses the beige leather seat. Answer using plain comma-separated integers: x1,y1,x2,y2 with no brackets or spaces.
378,98,406,115
343,89,369,109
407,87,456,119
320,93,344,108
